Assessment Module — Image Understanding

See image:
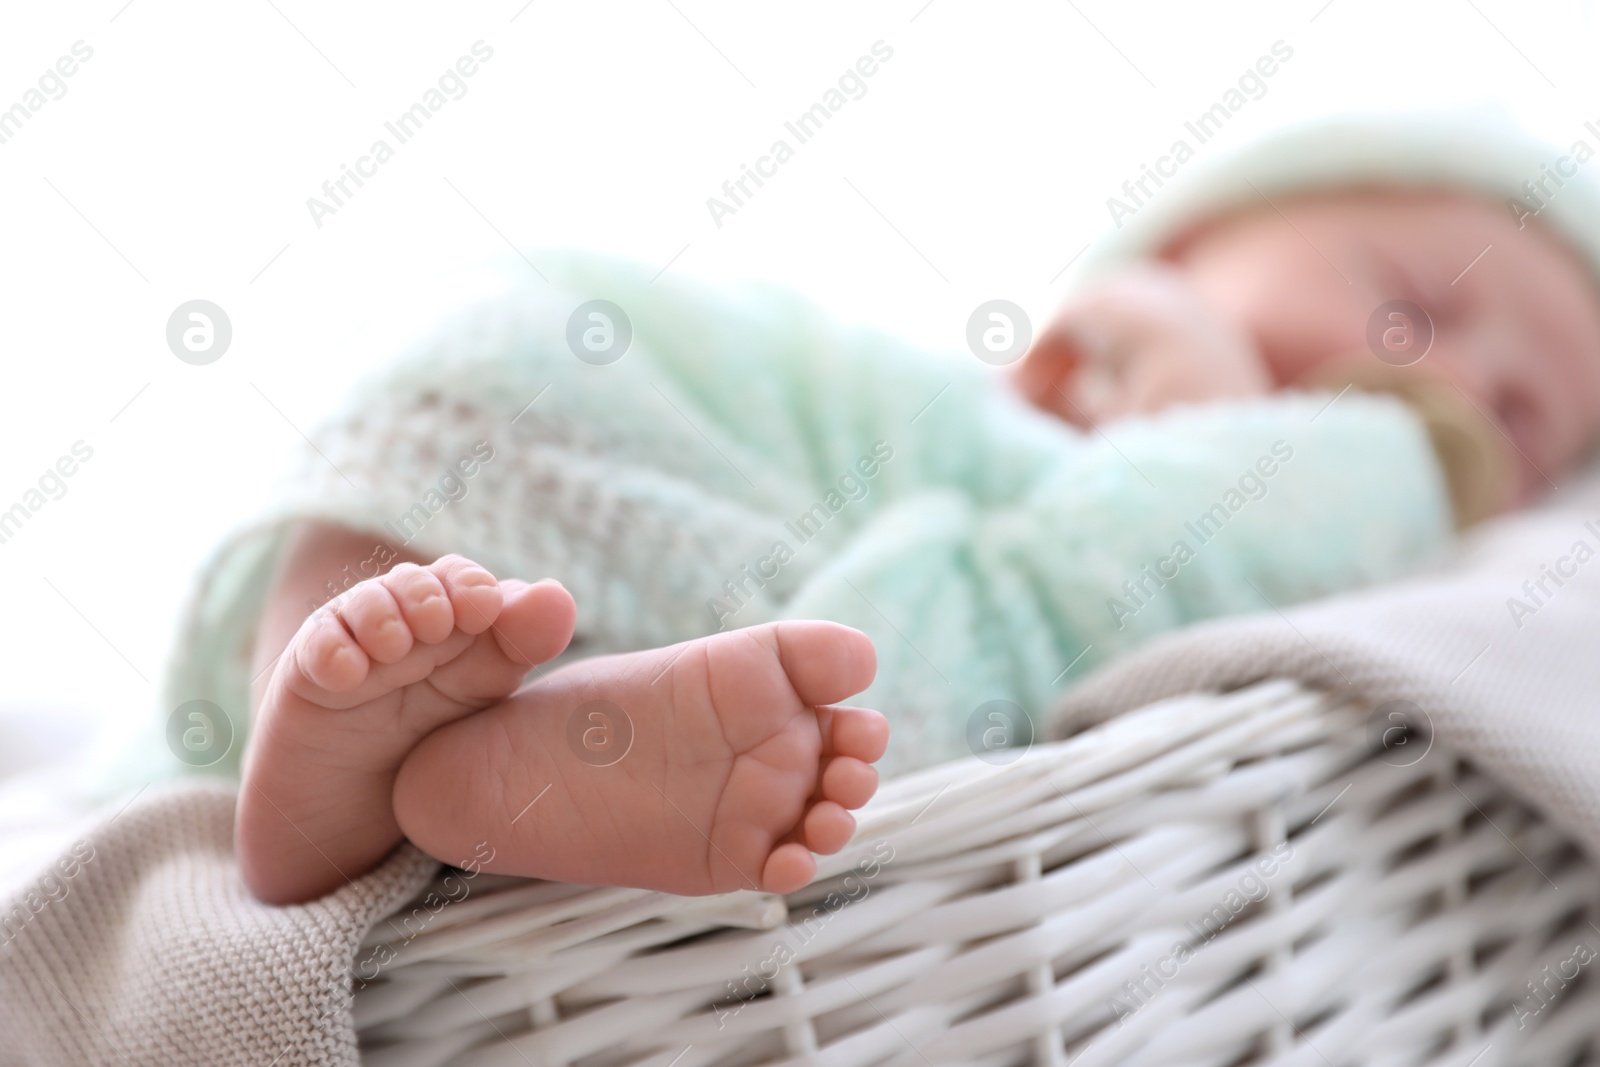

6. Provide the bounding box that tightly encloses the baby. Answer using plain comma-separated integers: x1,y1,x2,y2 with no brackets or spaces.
1018,188,1600,513
229,120,1600,905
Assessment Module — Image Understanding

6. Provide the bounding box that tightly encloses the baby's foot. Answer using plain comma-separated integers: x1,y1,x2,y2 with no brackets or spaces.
238,555,576,904
393,620,886,896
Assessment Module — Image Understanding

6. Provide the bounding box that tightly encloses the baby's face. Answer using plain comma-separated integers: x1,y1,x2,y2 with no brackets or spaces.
1168,189,1600,503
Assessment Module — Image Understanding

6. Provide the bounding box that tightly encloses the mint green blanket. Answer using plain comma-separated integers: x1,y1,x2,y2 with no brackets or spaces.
161,253,1450,778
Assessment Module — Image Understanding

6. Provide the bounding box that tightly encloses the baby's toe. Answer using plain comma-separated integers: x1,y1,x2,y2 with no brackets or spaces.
339,582,413,664
802,801,855,855
773,622,877,708
296,610,371,692
430,555,503,635
383,563,454,644
824,706,890,764
761,842,817,895
821,757,878,810
492,579,576,666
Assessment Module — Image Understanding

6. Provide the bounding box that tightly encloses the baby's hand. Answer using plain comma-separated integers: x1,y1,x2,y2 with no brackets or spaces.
1011,262,1271,426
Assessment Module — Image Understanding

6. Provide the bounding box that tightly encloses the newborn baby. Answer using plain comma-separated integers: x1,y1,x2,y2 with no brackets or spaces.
1017,188,1600,514
232,182,1600,905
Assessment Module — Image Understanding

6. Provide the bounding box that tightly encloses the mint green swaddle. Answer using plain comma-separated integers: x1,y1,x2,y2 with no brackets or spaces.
158,252,1451,780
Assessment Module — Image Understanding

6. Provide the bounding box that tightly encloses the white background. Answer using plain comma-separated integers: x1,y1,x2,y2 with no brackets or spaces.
0,0,1595,757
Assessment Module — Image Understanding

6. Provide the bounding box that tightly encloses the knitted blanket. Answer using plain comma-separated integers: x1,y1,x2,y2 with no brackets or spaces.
156,253,1447,783
0,783,436,1066
1051,455,1600,861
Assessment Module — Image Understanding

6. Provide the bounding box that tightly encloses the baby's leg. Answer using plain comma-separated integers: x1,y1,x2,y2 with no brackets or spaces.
394,620,887,895
239,525,576,904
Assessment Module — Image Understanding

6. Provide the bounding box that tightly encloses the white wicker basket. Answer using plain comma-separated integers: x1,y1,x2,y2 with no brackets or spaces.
354,680,1600,1067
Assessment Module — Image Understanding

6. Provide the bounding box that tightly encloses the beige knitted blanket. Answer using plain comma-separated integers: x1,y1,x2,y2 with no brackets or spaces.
5,475,1600,1065
0,783,437,1066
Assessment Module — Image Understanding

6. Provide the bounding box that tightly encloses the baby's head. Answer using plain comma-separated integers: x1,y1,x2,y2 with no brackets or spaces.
1164,187,1600,506
1022,112,1600,522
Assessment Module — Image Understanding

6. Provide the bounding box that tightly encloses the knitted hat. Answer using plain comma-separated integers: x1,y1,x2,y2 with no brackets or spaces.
1079,104,1600,285
1077,105,1600,526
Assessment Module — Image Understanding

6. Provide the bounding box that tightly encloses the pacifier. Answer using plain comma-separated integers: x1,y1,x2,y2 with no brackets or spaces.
1308,359,1515,529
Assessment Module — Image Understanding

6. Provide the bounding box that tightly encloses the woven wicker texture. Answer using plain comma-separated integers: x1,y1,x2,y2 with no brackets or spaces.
354,681,1599,1066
